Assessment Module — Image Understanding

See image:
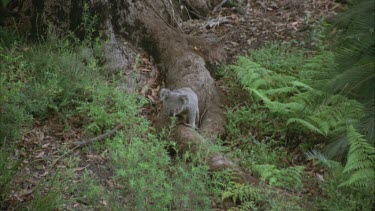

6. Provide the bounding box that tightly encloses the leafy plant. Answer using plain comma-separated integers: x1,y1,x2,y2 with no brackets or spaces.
230,52,364,139
0,27,105,141
252,164,304,190
110,134,173,210
222,183,303,210
0,142,23,208
329,0,375,101
28,170,63,211
340,125,375,189
77,83,146,134
307,149,375,210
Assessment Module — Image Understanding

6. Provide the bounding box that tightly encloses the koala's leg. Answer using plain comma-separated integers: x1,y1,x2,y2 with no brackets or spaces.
187,108,197,129
196,107,199,127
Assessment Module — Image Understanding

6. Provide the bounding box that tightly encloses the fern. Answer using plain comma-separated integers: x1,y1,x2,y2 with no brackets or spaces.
252,164,304,189
287,118,327,136
300,51,338,88
222,183,263,204
306,150,344,177
231,53,365,139
340,125,375,189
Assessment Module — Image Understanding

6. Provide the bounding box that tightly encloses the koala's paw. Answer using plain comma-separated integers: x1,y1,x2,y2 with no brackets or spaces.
183,123,198,130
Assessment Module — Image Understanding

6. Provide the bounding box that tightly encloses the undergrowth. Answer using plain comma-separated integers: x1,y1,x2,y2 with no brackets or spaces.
220,41,374,210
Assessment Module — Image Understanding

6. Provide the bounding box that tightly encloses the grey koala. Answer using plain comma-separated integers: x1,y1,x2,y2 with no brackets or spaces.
160,87,199,129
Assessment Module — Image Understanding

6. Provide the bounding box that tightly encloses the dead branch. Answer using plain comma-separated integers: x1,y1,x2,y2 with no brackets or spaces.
73,125,124,147
202,16,232,29
51,125,124,167
213,0,228,12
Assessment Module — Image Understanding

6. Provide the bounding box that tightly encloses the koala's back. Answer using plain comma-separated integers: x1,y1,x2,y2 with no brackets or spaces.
172,87,195,95
173,88,198,104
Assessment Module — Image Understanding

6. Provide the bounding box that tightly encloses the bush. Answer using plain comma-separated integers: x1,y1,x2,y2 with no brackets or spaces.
0,27,104,142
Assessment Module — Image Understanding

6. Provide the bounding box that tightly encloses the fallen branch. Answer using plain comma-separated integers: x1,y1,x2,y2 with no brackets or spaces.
202,16,232,29
213,0,228,12
73,124,124,147
51,125,124,167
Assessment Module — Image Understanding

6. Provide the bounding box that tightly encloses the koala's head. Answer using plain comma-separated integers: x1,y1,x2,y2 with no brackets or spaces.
160,88,189,117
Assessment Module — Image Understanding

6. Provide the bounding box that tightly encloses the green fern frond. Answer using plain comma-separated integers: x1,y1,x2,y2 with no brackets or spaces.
287,118,326,136
300,51,338,88
340,169,375,188
252,164,304,189
231,43,366,142
263,86,299,97
222,183,262,203
306,150,343,172
340,125,375,188
329,0,375,102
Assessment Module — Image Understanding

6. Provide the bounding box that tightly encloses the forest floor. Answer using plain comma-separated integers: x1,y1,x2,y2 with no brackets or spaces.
5,0,343,209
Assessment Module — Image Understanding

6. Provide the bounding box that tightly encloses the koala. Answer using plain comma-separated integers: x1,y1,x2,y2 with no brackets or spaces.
160,87,199,129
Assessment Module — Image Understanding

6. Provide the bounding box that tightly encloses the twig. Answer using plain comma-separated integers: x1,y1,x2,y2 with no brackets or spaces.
213,0,228,12
202,16,232,29
51,125,123,167
73,125,124,147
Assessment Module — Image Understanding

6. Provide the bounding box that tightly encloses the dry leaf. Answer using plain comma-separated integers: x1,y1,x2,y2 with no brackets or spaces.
35,151,45,158
42,143,50,148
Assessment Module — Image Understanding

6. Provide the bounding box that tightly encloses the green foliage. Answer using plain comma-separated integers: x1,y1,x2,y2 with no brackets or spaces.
0,0,10,7
226,40,374,209
328,0,375,149
307,150,375,210
0,72,32,140
0,142,23,207
77,172,108,206
247,42,305,75
170,163,211,209
252,164,304,190
29,170,63,210
222,183,303,210
0,27,104,142
107,130,219,210
78,83,146,134
299,51,338,88
110,134,173,210
341,125,375,189
230,51,364,139
329,0,375,101
225,106,277,142
222,183,262,209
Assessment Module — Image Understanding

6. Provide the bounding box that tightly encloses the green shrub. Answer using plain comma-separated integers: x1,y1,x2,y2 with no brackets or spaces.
77,83,147,135
170,162,211,209
252,164,304,190
230,47,364,140
0,28,104,141
110,134,173,210
0,143,23,208
308,150,375,210
247,42,305,75
340,125,375,189
222,183,303,210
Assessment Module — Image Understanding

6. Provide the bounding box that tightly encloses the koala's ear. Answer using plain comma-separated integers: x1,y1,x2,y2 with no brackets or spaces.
160,88,171,101
179,95,189,104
